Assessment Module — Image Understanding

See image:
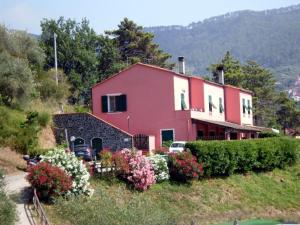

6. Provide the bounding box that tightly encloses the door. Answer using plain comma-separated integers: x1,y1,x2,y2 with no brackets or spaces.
161,129,174,147
91,138,103,158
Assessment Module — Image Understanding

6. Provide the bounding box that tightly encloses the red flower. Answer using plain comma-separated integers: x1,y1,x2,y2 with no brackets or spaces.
26,162,72,199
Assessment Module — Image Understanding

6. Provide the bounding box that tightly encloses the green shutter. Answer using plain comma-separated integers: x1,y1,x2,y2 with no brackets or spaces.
116,94,127,112
209,95,212,112
219,97,224,113
247,99,251,114
242,98,246,114
101,96,108,113
181,93,187,110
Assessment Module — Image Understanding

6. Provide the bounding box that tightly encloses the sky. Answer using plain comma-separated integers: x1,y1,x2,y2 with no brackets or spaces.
1,0,300,34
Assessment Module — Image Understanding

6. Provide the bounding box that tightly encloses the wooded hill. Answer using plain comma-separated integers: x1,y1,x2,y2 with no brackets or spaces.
145,4,300,90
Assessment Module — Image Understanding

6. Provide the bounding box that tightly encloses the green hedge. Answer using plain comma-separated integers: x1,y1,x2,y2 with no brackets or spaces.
186,138,299,177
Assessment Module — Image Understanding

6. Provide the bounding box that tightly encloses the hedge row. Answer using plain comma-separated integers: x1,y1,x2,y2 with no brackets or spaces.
186,137,299,177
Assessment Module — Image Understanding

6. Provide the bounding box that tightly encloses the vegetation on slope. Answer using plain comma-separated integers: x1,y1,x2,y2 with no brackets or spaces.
146,4,300,90
0,171,17,225
45,163,300,225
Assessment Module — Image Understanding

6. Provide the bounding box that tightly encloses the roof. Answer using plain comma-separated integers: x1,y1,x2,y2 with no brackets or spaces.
92,63,253,94
53,112,133,136
191,118,262,132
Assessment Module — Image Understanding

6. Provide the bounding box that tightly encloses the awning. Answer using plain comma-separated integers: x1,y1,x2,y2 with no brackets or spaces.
191,118,262,132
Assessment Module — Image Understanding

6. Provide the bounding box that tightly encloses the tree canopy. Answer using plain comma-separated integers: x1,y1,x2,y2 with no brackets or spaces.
210,51,300,131
0,25,44,107
39,17,174,104
106,18,174,69
40,17,100,104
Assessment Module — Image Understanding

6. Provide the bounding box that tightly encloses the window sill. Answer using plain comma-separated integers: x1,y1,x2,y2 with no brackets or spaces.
106,112,124,114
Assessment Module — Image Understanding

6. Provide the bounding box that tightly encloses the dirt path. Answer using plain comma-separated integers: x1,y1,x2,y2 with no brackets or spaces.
4,172,36,225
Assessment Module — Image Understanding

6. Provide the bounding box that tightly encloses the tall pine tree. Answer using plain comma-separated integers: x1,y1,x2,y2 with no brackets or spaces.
106,18,174,69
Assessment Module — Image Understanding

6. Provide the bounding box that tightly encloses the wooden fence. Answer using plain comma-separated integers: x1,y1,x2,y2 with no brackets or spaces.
94,162,118,176
32,188,51,225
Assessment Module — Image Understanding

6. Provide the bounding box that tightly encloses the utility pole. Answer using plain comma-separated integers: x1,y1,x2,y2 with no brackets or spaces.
54,33,58,86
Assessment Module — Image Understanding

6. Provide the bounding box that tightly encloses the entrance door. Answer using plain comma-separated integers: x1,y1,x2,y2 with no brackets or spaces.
161,129,174,147
91,138,103,158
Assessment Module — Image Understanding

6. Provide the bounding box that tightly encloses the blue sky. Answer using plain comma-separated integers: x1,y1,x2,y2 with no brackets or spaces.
1,0,300,34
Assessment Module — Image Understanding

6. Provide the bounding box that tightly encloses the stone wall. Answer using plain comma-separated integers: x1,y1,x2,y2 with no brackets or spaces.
53,113,133,151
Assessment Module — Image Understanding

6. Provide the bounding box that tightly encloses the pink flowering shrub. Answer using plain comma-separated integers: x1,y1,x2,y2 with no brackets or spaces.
113,149,156,191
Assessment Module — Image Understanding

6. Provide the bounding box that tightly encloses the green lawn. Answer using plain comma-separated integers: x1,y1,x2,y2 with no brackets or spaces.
44,164,300,225
215,219,281,225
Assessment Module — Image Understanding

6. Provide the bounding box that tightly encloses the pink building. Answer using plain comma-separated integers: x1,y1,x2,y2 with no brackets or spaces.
92,59,261,149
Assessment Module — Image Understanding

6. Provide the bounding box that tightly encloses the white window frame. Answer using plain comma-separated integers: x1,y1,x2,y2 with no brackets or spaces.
106,93,122,113
160,128,175,146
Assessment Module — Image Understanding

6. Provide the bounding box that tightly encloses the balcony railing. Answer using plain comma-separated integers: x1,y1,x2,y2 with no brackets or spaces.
197,136,225,141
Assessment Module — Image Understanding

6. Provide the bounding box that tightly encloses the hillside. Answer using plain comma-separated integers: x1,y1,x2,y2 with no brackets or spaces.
145,4,300,90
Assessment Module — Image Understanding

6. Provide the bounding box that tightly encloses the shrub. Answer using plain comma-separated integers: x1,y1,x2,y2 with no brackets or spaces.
168,152,203,182
41,148,93,196
127,150,156,191
153,147,169,155
0,171,17,225
26,162,72,199
259,131,281,138
148,154,169,182
37,112,50,127
186,137,299,177
162,140,173,148
99,149,113,166
112,150,130,176
13,111,40,154
113,149,155,191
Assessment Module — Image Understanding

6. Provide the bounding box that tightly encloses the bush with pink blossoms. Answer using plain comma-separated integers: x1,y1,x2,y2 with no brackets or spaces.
114,149,156,191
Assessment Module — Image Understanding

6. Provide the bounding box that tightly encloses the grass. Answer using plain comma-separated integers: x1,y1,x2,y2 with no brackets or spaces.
215,219,281,225
0,147,27,174
44,163,300,225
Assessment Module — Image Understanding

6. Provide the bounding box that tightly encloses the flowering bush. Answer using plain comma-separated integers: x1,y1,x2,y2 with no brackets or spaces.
40,148,92,196
147,155,169,182
112,150,130,176
27,162,72,199
113,149,155,191
153,147,169,155
168,152,203,182
99,149,113,166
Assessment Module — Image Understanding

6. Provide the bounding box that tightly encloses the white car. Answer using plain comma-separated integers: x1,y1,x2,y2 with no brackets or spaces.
169,141,187,153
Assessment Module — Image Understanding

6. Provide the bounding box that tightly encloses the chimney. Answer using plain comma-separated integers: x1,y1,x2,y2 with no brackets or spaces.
216,65,225,85
178,56,185,74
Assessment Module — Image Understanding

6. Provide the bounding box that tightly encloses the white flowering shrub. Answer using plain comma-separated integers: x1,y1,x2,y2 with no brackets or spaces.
147,155,169,182
41,148,93,196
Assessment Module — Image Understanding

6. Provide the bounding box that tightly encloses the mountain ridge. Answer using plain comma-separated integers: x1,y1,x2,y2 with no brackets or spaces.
145,3,300,90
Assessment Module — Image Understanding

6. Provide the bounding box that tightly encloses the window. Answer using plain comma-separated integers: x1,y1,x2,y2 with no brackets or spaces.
102,94,127,113
208,95,213,112
109,96,116,112
181,92,187,110
219,97,224,113
242,98,246,114
170,143,185,148
247,99,251,115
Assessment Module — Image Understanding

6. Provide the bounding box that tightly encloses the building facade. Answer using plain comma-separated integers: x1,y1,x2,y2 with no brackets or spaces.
92,62,261,149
